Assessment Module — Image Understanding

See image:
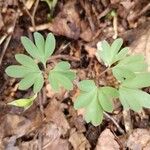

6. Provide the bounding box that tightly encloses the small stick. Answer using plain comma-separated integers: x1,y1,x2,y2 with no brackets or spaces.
0,11,19,66
123,110,133,133
104,112,125,134
21,0,40,30
113,13,118,39
47,54,80,62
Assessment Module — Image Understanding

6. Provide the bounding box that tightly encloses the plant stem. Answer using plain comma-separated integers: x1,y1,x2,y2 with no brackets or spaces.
99,67,111,77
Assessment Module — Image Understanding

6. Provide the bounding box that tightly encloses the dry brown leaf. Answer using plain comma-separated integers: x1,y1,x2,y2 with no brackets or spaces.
96,129,120,150
69,129,91,150
127,128,150,150
29,1,97,42
19,123,69,150
0,114,31,138
42,123,69,150
127,22,150,71
45,99,70,133
30,1,81,40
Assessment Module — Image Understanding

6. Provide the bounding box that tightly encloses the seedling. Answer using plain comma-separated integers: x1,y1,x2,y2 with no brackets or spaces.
5,32,75,109
5,33,150,126
74,38,150,126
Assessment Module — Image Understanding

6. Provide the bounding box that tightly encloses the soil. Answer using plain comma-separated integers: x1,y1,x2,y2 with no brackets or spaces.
0,0,150,149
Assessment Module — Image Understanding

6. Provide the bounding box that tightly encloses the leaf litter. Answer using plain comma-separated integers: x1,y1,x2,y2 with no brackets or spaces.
0,0,150,149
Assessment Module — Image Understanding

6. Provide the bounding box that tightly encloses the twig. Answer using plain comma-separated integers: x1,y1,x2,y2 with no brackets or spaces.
99,67,110,77
47,54,80,63
0,11,19,66
113,14,118,39
32,0,40,30
130,3,150,22
38,91,45,120
123,110,133,133
98,7,111,19
104,112,125,134
21,0,40,30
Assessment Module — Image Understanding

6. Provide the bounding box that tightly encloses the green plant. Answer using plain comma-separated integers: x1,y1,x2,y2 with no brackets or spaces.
41,0,58,18
5,33,150,126
5,32,75,108
74,38,150,126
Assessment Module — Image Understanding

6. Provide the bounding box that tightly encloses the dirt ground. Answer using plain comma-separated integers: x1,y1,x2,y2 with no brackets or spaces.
0,0,150,149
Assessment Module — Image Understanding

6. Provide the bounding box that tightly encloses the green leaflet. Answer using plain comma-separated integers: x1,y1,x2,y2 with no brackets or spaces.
45,33,56,61
5,65,34,78
74,80,97,109
122,73,150,88
112,66,136,82
8,94,37,109
18,72,44,93
21,32,56,66
112,55,147,81
119,87,150,111
96,40,111,66
116,55,147,72
21,36,41,61
48,61,75,91
15,54,40,70
96,38,128,67
5,54,44,93
98,87,119,112
85,96,103,126
74,80,118,126
78,80,97,92
41,0,58,10
118,72,150,111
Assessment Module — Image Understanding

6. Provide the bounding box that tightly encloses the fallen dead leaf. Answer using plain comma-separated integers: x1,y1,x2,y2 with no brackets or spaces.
96,129,120,150
29,1,98,42
30,1,80,40
45,99,70,134
69,128,91,150
18,123,69,150
127,128,150,150
127,22,150,71
0,114,31,138
42,123,69,150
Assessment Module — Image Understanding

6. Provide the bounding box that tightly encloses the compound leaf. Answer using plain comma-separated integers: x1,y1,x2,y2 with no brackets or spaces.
96,38,128,67
74,80,118,126
21,32,56,66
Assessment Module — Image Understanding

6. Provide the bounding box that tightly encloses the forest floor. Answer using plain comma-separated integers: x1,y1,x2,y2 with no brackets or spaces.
0,0,150,149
